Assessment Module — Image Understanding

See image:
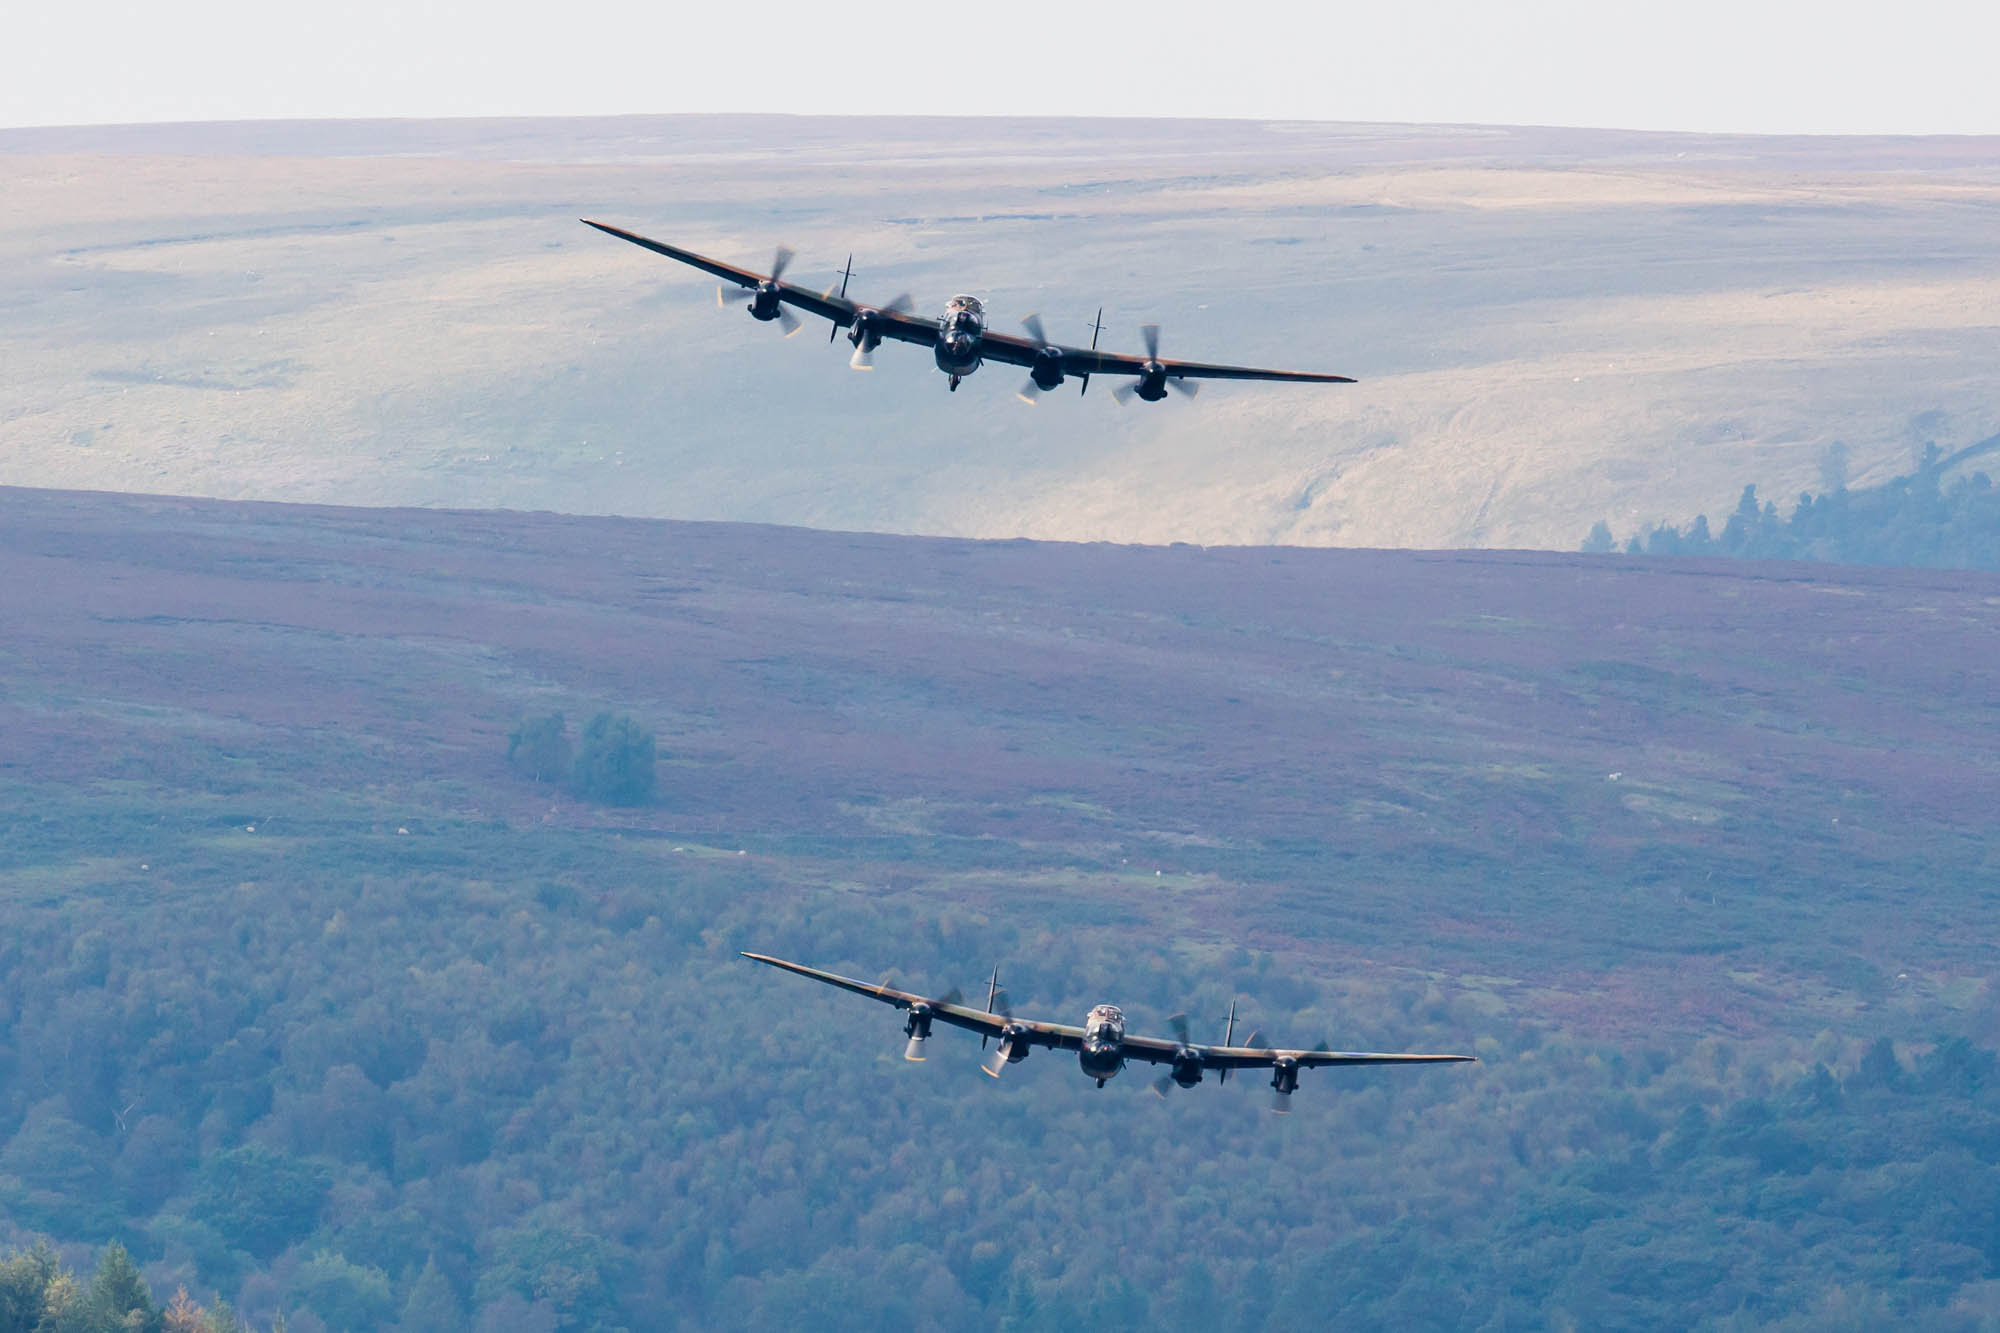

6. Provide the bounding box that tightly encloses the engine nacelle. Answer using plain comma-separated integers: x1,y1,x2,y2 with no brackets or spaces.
901,1003,935,1061
848,311,884,353
1135,361,1170,402
748,282,784,321
999,1023,1030,1062
1031,347,1065,392
1271,1058,1300,1096
1171,1049,1204,1088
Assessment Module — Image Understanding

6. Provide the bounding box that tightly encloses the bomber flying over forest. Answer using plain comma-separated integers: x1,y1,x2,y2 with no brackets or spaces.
583,220,1357,401
742,952,1474,1112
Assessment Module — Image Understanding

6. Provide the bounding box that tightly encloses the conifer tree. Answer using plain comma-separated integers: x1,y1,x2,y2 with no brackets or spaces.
397,1256,466,1333
89,1241,161,1332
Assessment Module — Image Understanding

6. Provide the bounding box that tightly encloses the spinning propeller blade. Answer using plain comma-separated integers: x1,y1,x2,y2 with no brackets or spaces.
1018,314,1053,401
901,983,959,1062
1153,1012,1195,1096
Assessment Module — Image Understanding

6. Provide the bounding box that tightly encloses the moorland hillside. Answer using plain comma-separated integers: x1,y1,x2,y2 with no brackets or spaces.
3,117,1998,551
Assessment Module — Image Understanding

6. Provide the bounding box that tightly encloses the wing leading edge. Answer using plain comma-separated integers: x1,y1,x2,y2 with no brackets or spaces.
1115,1031,1475,1072
975,329,1356,386
739,953,1085,1052
581,221,937,345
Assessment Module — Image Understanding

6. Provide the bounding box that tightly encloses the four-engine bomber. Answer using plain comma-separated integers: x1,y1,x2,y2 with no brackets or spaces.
583,220,1357,401
743,952,1474,1112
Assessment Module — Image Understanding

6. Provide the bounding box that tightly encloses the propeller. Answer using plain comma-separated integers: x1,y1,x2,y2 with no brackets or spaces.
1016,314,1065,403
980,976,1025,1077
1272,1056,1304,1112
1269,1054,1299,1114
847,293,916,369
1150,1012,1201,1098
899,984,962,1062
982,1024,1028,1078
716,247,802,335
1112,324,1198,404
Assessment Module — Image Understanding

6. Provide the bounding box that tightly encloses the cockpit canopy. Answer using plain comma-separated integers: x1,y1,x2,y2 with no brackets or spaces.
943,294,985,334
1085,1003,1125,1047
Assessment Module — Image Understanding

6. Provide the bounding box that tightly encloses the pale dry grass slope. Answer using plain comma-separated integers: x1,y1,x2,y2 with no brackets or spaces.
2,115,1997,549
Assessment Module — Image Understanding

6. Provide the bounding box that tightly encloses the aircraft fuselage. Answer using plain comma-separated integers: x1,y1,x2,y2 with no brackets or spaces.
934,295,986,384
1079,1004,1126,1085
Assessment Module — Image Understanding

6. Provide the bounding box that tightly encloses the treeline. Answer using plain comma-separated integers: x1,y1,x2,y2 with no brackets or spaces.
507,711,655,805
0,1240,270,1332
1584,438,2000,570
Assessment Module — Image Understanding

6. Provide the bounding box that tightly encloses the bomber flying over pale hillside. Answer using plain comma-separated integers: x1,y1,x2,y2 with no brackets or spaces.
583,220,1357,401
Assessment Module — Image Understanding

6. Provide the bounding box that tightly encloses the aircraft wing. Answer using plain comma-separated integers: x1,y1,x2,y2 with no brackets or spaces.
583,221,940,341
740,953,1085,1052
1117,1030,1474,1070
976,329,1355,385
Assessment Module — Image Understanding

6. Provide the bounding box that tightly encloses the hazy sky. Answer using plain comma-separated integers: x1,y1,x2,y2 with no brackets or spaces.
8,0,1999,135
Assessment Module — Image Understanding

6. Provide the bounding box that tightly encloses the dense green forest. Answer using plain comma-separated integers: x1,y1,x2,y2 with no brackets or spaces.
4,488,1999,1331
6,815,2000,1332
1584,434,2000,570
